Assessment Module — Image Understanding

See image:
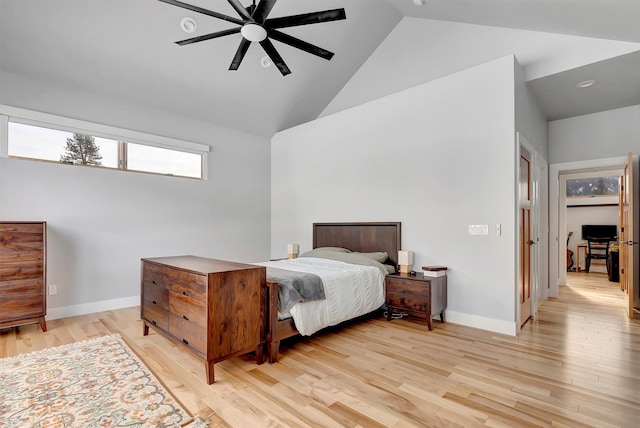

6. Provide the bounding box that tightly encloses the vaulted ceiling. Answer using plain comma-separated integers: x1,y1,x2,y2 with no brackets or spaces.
1,0,639,138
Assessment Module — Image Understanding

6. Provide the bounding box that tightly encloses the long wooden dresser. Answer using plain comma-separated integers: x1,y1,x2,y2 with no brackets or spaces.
0,221,47,332
141,255,266,384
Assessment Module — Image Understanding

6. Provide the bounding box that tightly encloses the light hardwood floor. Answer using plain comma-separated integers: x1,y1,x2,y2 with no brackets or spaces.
2,273,639,427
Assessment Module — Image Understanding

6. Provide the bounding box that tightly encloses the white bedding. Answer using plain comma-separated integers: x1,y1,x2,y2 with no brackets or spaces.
256,257,386,336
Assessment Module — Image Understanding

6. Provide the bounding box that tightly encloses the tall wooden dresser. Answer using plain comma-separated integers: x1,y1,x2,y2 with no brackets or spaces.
0,221,47,332
141,256,266,384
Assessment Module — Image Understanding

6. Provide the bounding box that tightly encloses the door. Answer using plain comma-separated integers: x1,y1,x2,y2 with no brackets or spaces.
519,152,532,325
620,153,636,318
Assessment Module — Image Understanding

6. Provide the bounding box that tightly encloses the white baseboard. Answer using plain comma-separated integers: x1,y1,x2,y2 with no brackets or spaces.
46,297,517,336
47,296,139,321
444,310,517,336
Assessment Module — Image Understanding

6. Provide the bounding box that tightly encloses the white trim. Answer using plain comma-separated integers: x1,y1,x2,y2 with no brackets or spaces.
0,114,8,158
0,104,210,154
445,310,516,336
549,156,627,297
537,159,550,302
46,295,139,321
517,133,540,332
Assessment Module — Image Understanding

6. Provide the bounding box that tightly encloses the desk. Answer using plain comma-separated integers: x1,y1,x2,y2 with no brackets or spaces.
576,242,618,272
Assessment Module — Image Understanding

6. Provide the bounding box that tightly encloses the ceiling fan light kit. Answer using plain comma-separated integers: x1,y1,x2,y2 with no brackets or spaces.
241,23,267,42
159,0,347,76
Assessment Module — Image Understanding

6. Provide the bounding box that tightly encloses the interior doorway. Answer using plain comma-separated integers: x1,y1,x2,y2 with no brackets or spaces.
549,156,637,316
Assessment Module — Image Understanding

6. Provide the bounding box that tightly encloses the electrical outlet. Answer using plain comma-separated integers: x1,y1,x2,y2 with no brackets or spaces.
49,284,57,295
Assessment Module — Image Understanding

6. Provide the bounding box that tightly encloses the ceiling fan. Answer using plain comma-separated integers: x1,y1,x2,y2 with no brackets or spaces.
158,0,347,76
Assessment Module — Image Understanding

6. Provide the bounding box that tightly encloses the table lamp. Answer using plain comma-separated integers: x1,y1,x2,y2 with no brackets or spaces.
398,250,413,273
287,243,299,259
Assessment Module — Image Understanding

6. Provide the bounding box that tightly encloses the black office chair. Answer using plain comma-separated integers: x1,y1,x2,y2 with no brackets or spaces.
585,237,611,273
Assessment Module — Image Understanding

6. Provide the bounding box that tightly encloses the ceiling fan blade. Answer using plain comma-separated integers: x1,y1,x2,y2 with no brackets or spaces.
158,0,243,26
176,27,240,46
259,38,291,76
266,8,346,29
269,30,334,60
226,0,253,21
253,0,277,24
229,38,251,70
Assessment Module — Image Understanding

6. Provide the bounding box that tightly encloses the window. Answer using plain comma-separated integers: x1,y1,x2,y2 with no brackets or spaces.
9,122,119,168
566,176,619,198
1,106,208,179
127,143,202,178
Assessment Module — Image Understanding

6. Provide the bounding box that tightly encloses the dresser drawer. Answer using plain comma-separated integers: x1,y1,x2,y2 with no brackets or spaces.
0,296,44,320
142,281,169,309
143,262,206,299
142,299,169,331
169,313,207,354
386,292,430,313
167,275,206,301
386,277,431,313
142,263,171,287
0,223,44,261
169,291,206,327
0,261,44,281
0,279,43,298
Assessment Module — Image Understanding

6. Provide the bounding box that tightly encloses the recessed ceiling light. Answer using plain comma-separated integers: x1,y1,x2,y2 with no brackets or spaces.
413,0,427,5
260,56,272,68
576,79,596,88
180,17,197,34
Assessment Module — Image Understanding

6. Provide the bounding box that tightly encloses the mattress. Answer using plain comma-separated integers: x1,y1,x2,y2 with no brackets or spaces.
257,257,386,336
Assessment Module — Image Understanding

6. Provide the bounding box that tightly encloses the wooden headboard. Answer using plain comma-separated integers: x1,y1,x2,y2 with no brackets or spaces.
312,222,402,268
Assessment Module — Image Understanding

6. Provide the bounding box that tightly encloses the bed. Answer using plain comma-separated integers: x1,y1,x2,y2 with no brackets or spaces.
262,222,401,363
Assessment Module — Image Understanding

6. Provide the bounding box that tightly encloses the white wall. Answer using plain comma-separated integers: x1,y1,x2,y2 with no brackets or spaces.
514,59,548,160
549,105,640,164
272,56,519,335
0,72,271,319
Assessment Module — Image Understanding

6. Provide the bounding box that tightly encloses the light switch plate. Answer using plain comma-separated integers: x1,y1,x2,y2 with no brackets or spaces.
468,224,489,235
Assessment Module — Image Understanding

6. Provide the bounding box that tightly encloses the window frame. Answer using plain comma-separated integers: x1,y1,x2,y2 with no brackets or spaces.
564,170,622,207
0,105,209,180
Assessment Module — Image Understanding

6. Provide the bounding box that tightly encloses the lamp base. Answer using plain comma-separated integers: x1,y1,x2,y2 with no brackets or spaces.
288,254,298,259
399,264,411,273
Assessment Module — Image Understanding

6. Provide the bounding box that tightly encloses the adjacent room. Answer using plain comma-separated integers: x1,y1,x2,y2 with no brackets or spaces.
1,0,639,426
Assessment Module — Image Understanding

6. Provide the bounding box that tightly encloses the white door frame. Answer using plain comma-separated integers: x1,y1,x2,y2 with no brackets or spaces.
549,156,627,297
517,133,548,328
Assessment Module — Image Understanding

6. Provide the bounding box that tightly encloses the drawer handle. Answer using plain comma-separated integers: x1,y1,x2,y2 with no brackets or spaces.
182,339,189,345
182,315,189,321
151,320,157,325
152,300,157,305
182,291,188,296
152,280,157,285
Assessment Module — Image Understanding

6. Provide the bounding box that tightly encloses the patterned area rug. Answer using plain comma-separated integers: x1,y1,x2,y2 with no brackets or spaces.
0,334,206,427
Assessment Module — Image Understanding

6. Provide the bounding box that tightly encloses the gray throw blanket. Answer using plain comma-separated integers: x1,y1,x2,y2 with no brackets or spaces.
267,267,325,313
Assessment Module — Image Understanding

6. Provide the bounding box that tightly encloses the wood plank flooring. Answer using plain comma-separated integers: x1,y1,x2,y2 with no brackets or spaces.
1,273,639,427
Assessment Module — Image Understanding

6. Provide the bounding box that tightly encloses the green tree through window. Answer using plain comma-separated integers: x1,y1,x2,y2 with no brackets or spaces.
60,133,103,166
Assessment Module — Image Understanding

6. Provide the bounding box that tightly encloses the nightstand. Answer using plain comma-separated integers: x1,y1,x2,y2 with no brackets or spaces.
385,272,447,330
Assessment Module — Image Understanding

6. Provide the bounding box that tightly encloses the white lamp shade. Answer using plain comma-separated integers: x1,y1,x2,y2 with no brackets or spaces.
398,250,413,265
287,243,299,255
